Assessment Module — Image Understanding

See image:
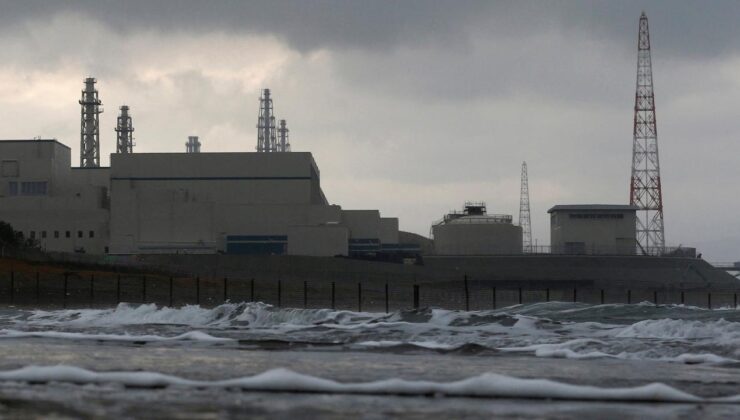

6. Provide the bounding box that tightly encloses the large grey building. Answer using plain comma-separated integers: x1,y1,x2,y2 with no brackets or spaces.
432,202,522,255
548,204,638,255
0,139,407,257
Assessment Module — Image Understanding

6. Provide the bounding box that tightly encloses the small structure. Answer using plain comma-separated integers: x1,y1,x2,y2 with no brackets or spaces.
432,202,522,255
548,204,637,255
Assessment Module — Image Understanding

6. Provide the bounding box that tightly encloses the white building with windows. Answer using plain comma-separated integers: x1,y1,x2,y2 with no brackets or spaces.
0,139,411,257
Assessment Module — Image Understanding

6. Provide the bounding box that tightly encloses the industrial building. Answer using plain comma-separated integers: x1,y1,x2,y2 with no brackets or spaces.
548,204,637,255
432,202,522,255
0,82,412,257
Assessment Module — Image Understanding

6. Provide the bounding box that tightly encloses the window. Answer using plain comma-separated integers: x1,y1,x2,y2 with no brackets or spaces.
20,181,47,196
1,160,19,177
569,213,624,220
89,230,94,238
41,231,47,239
65,231,71,238
8,182,18,196
29,231,35,239
54,231,59,239
77,231,83,238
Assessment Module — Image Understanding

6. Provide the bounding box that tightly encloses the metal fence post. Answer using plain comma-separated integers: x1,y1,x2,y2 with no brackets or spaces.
413,284,420,310
304,281,308,309
653,291,658,305
357,282,362,312
35,272,40,304
63,273,68,308
331,282,336,310
385,283,389,313
90,274,95,306
464,275,470,311
9,270,14,304
707,292,711,310
681,290,685,305
169,277,174,307
600,289,605,305
223,277,228,303
518,287,523,305
142,275,147,303
277,280,282,308
196,276,200,305
250,278,255,302
573,288,577,303
116,274,121,303
545,288,549,303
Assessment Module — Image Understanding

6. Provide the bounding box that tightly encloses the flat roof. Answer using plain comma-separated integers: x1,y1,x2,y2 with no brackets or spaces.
0,139,70,150
548,204,639,213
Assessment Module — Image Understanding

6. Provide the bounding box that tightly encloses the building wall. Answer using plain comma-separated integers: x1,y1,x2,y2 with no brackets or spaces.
433,223,523,255
379,218,399,244
0,140,110,254
550,210,636,254
288,225,349,257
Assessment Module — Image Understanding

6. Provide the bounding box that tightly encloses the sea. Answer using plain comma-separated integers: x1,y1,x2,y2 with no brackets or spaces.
0,301,738,419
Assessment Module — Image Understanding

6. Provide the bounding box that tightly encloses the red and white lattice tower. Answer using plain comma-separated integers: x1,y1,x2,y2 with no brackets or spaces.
630,12,665,254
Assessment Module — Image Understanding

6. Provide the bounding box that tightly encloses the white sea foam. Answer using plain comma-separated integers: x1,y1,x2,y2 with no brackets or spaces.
1,365,733,403
0,329,233,343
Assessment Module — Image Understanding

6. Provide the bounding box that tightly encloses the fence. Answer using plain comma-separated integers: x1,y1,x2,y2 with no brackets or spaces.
0,269,738,311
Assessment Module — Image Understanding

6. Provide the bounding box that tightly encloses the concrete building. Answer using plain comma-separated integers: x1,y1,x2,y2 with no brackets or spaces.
548,204,638,255
0,139,412,257
432,202,522,255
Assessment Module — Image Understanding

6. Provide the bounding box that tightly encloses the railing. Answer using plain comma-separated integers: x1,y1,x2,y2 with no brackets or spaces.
1,269,737,311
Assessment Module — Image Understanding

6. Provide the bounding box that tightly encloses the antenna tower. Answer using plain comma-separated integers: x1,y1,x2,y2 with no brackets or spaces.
519,161,532,253
186,136,201,153
115,105,134,153
79,77,103,167
256,89,276,152
630,12,665,254
277,119,291,152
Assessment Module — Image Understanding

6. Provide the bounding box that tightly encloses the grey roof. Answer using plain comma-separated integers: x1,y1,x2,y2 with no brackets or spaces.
547,204,639,213
0,139,70,150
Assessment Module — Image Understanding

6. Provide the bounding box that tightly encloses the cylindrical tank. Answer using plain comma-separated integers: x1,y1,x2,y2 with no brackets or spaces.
432,215,523,255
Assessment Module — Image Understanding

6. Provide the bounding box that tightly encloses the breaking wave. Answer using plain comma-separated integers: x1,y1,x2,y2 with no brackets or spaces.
1,301,739,363
1,365,737,403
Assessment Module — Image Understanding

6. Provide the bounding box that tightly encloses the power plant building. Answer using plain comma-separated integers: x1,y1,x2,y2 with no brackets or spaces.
432,202,522,255
548,204,638,255
0,139,407,257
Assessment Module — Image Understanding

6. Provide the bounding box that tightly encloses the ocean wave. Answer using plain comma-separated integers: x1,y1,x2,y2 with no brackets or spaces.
0,329,233,343
1,365,736,403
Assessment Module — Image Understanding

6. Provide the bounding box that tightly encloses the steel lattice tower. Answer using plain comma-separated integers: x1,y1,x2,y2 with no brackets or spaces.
519,161,532,253
630,12,665,254
277,119,291,152
79,77,103,167
256,89,277,152
115,105,134,153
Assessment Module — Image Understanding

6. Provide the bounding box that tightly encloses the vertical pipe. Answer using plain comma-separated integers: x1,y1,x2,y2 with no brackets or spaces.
169,277,174,307
492,287,496,309
463,275,470,311
357,282,362,312
303,281,308,309
385,283,389,314
413,284,420,310
518,287,522,305
331,282,336,310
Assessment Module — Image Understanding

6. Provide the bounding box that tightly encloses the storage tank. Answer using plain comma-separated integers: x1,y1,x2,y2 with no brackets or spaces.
432,202,522,255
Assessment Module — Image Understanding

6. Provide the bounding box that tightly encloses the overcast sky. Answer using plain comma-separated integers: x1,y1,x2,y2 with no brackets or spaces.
1,1,739,261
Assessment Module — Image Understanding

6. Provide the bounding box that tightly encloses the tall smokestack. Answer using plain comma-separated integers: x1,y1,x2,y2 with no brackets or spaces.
79,77,103,167
115,105,134,153
277,119,290,152
256,89,276,152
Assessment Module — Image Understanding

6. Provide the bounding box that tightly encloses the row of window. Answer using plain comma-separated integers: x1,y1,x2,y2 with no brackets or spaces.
8,181,48,196
569,213,625,220
29,230,95,240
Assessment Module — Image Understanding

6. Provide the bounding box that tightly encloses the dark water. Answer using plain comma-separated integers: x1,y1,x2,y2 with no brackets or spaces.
0,302,738,418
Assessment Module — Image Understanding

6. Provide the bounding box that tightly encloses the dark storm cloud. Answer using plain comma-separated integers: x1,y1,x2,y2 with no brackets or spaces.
2,0,740,59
